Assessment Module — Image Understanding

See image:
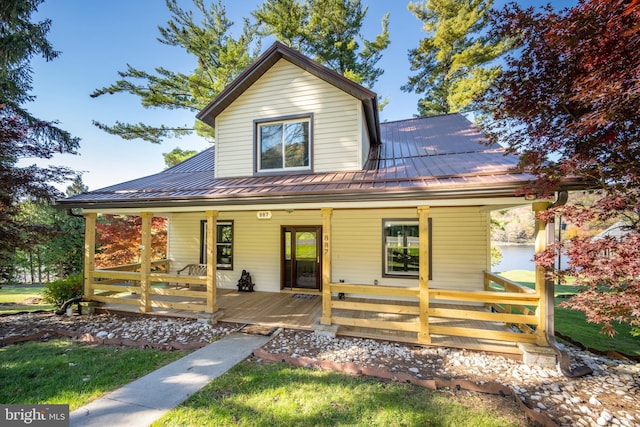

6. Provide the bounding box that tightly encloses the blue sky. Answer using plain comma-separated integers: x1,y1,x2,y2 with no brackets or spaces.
27,0,575,192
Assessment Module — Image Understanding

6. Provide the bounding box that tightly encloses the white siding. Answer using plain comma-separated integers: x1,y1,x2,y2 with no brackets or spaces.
216,59,364,177
167,206,490,293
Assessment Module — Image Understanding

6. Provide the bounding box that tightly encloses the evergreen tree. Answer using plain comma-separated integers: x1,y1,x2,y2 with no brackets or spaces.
91,0,260,143
163,147,198,168
0,0,79,281
254,0,390,89
402,0,507,116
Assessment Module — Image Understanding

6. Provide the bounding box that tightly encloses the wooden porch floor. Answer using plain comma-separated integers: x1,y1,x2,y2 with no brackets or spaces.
98,289,522,356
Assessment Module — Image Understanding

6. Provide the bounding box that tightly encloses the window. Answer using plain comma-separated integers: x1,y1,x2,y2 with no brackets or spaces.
200,220,233,270
382,219,432,279
256,115,311,172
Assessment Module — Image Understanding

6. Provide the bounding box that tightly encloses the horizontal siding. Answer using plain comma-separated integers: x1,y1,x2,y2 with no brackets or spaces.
167,207,489,293
216,59,362,177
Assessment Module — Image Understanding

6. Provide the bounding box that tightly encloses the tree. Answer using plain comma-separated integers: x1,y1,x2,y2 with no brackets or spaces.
402,0,508,117
0,0,79,281
95,215,167,268
481,0,640,335
91,0,260,143
163,147,198,168
253,0,390,90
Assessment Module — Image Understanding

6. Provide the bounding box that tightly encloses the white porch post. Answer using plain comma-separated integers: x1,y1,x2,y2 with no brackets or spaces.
83,213,97,300
418,206,431,344
320,208,333,325
533,201,552,346
140,212,153,313
206,210,218,313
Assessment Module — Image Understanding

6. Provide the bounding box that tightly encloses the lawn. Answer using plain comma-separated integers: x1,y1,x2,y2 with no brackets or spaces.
0,339,186,410
153,360,526,427
0,286,55,314
500,270,640,356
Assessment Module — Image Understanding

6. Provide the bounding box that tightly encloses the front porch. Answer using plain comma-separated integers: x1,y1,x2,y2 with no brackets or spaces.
91,272,538,356
80,202,554,358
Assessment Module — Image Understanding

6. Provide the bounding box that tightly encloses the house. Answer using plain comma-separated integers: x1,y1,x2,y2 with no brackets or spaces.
58,42,584,355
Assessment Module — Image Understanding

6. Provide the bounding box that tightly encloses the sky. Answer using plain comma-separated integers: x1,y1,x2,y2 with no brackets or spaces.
27,0,576,192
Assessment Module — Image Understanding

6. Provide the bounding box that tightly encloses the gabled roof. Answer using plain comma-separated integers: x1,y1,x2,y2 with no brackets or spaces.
59,114,553,210
197,41,381,144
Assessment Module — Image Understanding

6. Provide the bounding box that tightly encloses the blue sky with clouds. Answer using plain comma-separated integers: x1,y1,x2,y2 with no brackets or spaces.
27,0,576,191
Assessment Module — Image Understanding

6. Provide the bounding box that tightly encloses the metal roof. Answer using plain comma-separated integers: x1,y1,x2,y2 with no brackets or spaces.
59,114,540,209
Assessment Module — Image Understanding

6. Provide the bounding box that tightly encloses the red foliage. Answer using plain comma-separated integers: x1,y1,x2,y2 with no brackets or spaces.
482,0,640,334
95,215,167,268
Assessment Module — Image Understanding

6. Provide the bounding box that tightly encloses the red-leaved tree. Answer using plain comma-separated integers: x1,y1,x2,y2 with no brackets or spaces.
481,0,640,335
95,215,167,268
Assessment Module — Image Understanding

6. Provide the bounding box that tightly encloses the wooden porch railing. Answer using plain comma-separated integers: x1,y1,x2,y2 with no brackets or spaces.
324,272,541,345
87,260,208,312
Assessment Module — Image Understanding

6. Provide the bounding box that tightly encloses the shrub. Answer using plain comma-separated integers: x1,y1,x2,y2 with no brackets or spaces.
42,274,83,307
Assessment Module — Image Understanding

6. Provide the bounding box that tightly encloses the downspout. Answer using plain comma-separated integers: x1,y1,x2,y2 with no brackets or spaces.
545,191,593,377
55,209,86,315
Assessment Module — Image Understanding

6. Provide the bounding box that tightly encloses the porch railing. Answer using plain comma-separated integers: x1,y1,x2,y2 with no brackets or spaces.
324,271,541,345
87,260,208,312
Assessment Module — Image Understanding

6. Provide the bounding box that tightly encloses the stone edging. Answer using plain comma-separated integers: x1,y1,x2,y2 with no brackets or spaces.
252,348,559,427
0,330,208,351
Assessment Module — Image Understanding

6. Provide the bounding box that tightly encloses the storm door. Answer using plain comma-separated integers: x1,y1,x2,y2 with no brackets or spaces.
282,226,322,291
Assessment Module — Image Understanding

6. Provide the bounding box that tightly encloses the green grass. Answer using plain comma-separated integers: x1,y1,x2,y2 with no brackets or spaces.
0,286,55,313
153,360,525,427
499,270,640,356
0,339,186,410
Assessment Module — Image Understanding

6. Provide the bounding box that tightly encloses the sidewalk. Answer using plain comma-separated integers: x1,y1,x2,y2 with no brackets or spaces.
70,333,272,427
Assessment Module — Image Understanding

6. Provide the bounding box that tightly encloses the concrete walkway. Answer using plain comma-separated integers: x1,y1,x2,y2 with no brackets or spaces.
70,333,272,427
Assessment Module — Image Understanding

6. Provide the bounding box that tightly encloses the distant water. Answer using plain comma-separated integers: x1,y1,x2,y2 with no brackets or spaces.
493,244,535,272
493,243,569,272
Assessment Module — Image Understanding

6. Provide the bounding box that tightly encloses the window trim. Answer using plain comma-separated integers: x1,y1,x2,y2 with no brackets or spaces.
200,220,234,270
381,218,432,280
254,113,313,175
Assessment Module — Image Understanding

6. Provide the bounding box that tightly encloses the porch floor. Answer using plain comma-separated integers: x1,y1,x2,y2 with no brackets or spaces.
96,289,523,356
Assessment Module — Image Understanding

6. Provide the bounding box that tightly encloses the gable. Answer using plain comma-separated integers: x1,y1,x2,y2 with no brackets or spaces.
215,59,367,177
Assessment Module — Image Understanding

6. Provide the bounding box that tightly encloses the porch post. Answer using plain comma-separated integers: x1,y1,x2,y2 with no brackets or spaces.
533,201,552,346
83,213,97,300
205,210,218,313
320,208,333,325
418,206,431,344
140,212,153,313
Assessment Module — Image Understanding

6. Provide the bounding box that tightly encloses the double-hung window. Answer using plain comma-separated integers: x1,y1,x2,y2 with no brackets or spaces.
382,219,432,279
200,220,233,270
256,115,311,173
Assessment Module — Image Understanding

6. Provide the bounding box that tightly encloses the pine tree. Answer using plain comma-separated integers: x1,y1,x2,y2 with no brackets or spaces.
91,0,260,143
253,0,390,89
0,0,79,281
402,0,507,117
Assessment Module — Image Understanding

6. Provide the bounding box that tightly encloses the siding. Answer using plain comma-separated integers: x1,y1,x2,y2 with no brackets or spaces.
216,59,363,177
167,206,489,293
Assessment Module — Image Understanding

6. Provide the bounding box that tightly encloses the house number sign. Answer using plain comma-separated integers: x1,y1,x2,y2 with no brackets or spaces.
256,211,272,220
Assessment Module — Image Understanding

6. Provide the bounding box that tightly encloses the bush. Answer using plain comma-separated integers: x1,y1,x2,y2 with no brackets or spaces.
41,274,83,307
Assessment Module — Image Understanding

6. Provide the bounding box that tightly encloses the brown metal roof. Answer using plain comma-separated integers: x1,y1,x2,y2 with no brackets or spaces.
58,114,540,209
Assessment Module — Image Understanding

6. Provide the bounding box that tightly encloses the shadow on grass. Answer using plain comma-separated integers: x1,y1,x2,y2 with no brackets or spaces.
154,361,525,427
0,339,186,410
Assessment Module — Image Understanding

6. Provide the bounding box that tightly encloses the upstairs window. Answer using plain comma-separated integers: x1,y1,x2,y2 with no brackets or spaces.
256,115,311,173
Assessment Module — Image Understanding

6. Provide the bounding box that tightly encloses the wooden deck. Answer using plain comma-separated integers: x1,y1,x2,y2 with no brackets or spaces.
98,289,523,356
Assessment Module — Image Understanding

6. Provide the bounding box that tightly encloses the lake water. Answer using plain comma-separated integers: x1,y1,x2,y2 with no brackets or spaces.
493,244,535,272
493,243,569,272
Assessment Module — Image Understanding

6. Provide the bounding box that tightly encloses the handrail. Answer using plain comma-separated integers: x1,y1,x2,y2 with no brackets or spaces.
484,271,536,294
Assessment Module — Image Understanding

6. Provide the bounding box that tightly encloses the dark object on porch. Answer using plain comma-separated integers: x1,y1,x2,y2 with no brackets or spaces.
237,270,254,292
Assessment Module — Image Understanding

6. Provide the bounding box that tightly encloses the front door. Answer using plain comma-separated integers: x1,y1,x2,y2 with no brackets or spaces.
282,226,322,291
